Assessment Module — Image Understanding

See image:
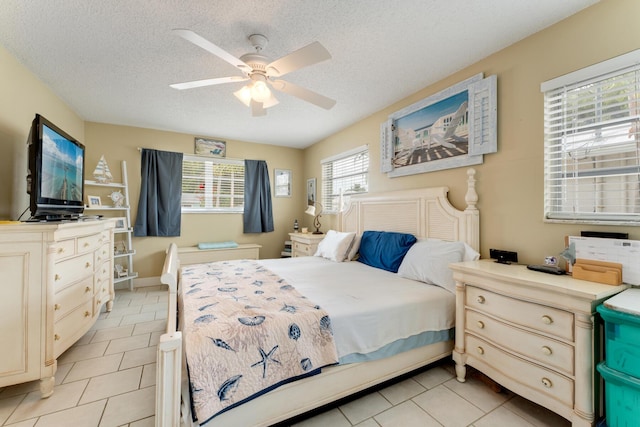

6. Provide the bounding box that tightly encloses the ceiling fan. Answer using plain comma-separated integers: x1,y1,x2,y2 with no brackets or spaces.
170,29,336,116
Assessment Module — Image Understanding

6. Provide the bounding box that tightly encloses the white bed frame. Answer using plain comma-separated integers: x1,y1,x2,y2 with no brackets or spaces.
156,168,479,427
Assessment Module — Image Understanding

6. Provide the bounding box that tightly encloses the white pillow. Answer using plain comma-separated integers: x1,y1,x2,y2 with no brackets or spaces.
314,230,356,262
346,234,361,261
397,240,466,293
419,237,480,261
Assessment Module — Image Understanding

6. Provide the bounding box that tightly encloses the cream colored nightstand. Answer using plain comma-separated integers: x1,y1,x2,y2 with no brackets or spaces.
450,260,628,427
288,233,325,257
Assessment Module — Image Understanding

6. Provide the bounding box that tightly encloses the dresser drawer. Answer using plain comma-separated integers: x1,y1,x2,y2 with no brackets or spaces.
54,299,94,357
466,286,574,342
466,334,574,407
53,276,93,322
466,310,574,375
52,252,95,291
292,241,315,256
95,242,111,266
77,232,104,255
51,239,76,261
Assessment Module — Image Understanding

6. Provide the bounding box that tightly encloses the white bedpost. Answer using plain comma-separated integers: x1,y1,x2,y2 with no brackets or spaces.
156,243,183,427
463,168,480,252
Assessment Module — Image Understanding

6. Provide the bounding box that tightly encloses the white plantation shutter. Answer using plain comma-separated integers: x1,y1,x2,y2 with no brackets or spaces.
542,50,640,224
321,145,369,213
181,155,245,212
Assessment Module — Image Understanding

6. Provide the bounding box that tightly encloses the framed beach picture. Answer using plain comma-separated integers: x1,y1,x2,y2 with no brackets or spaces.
380,73,497,177
87,195,101,208
195,137,226,158
113,217,127,231
274,169,292,197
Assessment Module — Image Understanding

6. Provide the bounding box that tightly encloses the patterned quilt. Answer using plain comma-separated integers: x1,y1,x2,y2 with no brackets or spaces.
180,260,339,424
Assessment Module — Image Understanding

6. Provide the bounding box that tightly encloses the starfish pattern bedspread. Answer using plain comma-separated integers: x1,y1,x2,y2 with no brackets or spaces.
179,260,339,424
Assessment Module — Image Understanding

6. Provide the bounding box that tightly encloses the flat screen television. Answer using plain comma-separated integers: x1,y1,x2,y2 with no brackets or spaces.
26,114,85,220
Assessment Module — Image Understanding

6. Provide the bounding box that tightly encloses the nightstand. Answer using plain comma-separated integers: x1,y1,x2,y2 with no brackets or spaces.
288,233,325,257
450,260,628,427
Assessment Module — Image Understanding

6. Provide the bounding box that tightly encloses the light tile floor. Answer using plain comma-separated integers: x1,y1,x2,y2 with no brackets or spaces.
0,286,572,427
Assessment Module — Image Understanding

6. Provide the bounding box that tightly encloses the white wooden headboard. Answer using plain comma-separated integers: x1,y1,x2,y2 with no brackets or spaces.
338,168,479,251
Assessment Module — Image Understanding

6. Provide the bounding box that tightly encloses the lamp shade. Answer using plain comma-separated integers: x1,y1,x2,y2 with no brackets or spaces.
304,205,316,216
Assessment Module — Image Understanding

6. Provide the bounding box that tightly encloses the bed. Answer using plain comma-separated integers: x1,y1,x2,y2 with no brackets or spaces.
156,168,480,427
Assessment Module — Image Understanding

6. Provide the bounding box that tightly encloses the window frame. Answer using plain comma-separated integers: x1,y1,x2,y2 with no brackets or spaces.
181,154,245,214
541,49,640,226
321,145,369,214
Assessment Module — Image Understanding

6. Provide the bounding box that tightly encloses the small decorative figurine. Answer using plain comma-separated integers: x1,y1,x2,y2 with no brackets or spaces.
109,190,125,207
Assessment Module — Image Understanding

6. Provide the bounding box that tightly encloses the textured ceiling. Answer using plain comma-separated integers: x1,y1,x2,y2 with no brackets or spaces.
0,0,598,148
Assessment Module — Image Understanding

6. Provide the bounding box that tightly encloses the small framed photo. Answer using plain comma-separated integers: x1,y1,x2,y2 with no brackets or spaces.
274,169,292,198
113,217,127,231
307,178,316,206
87,195,101,208
195,137,226,157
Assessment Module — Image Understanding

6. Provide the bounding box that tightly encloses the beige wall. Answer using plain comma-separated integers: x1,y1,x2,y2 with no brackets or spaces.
304,0,640,265
1,0,638,278
85,123,304,278
0,44,84,220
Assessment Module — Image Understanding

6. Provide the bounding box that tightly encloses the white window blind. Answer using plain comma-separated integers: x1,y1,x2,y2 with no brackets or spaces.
321,145,369,213
542,50,640,224
181,155,244,213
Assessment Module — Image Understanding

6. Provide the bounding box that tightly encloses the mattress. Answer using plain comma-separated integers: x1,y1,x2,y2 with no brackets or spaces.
258,256,456,362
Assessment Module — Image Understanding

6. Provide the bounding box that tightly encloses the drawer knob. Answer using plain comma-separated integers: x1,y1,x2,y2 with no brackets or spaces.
57,247,64,254
476,346,485,355
477,320,485,329
54,304,60,310
477,295,486,304
54,334,60,341
542,346,553,355
541,377,553,388
85,286,91,293
84,311,90,317
55,274,61,281
84,242,90,247
541,315,553,325
85,261,91,268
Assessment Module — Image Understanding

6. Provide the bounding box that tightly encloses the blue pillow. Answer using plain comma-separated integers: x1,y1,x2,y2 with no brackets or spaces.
357,231,417,273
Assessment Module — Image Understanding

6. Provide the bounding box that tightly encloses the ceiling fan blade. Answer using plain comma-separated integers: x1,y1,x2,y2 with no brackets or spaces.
170,76,248,90
173,29,251,73
270,80,336,110
251,99,266,117
266,41,331,77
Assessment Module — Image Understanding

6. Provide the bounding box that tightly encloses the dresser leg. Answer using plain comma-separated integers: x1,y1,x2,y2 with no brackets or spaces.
40,376,54,398
106,300,113,312
455,363,467,382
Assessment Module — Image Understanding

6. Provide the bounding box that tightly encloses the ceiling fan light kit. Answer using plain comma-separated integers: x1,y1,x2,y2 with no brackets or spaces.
171,29,335,116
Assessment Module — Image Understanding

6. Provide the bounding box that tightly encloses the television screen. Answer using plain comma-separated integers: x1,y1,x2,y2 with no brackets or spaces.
40,124,84,203
27,114,85,220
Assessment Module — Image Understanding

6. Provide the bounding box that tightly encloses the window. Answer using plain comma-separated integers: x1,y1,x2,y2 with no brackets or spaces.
541,50,640,225
181,155,244,213
321,145,369,213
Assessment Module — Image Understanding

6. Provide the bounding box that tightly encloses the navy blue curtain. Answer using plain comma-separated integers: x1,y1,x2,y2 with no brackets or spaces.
134,149,183,237
243,160,274,233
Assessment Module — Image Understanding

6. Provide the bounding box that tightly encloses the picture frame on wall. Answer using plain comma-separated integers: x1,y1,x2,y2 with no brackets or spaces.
380,73,497,177
195,137,226,158
307,178,316,206
274,169,292,198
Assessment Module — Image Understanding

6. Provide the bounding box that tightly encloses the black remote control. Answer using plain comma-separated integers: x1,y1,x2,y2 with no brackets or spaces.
527,265,566,275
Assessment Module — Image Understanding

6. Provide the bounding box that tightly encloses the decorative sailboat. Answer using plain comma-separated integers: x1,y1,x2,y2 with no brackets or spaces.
93,155,113,183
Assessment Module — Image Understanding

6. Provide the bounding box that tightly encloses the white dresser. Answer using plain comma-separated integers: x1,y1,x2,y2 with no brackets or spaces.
0,220,114,398
450,260,627,427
